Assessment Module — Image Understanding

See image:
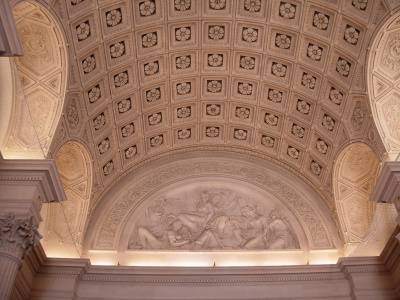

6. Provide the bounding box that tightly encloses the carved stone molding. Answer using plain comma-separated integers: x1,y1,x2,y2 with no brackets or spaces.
370,161,400,240
84,151,342,253
0,212,41,261
333,143,379,247
0,154,66,299
13,237,400,300
0,154,66,203
0,0,23,56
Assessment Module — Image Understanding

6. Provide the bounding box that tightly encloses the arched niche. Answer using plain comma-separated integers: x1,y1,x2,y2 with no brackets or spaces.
333,143,397,256
39,141,92,258
83,151,343,266
367,10,400,161
0,58,14,152
1,1,67,158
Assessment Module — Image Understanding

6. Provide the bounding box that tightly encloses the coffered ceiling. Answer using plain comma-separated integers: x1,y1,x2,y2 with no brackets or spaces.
34,0,394,208
6,0,400,260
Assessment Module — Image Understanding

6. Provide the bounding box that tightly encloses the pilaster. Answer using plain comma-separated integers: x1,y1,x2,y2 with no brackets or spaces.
0,153,66,299
370,161,400,241
338,256,396,300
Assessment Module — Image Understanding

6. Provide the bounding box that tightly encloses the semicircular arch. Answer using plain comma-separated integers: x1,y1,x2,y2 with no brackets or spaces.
40,141,92,257
1,1,68,159
367,8,400,161
83,150,343,266
333,142,387,256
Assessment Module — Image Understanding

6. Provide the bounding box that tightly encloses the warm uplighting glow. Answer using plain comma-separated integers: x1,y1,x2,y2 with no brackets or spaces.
82,250,342,267
86,250,119,266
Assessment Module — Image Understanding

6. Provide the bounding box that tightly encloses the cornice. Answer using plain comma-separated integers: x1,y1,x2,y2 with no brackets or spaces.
0,157,66,203
370,161,400,204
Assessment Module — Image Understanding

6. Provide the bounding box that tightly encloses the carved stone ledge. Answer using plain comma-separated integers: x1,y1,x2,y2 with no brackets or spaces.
370,161,400,240
0,0,23,56
0,154,66,299
0,154,66,204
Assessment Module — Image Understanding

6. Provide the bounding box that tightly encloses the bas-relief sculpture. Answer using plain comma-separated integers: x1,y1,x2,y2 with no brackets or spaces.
129,189,299,251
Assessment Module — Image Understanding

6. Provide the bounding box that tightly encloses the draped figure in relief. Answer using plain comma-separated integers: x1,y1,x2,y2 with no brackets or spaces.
129,190,299,250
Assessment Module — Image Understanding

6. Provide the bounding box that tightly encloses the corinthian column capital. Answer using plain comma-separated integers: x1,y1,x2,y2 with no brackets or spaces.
0,212,42,262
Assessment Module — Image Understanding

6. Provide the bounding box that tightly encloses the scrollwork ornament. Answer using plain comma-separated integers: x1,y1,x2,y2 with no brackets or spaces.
279,2,295,19
76,22,90,41
238,83,252,95
322,114,335,131
302,74,316,89
313,12,329,30
146,88,161,102
106,9,122,27
287,146,299,159
275,34,291,49
271,63,286,77
110,42,125,58
93,113,105,131
82,55,96,74
316,139,328,154
206,104,220,116
265,113,278,126
208,54,223,67
297,100,310,115
103,161,114,176
209,0,226,10
118,98,131,113
240,56,255,70
244,0,261,12
121,123,135,137
236,107,250,119
207,80,222,93
88,85,101,103
125,146,137,159
344,26,359,45
307,44,322,61
292,124,305,138
178,129,191,139
351,101,367,131
142,32,157,48
177,82,191,95
150,135,163,147
98,138,110,154
114,72,129,87
144,61,159,76
234,129,247,140
382,33,400,71
148,113,162,125
176,56,191,69
66,99,79,129
175,27,191,41
177,107,191,118
206,126,219,137
208,26,224,40
0,213,41,259
352,0,367,10
261,135,274,147
139,0,156,17
329,88,343,105
310,161,321,176
242,27,258,42
336,58,350,77
175,0,191,11
268,89,282,103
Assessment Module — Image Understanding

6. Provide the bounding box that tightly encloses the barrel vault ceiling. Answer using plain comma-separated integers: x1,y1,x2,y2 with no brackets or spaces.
15,0,398,218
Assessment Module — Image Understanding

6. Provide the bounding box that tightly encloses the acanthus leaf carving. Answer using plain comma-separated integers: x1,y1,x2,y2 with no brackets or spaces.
0,213,41,260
